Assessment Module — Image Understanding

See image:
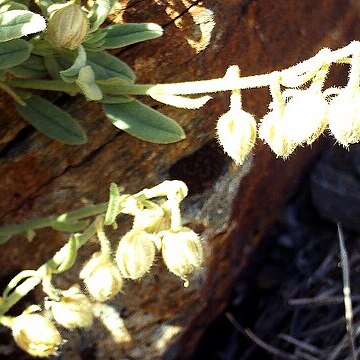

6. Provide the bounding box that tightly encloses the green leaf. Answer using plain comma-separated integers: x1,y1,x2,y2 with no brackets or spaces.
52,219,89,232
83,28,107,51
36,0,65,16
26,229,36,242
7,54,47,78
88,0,116,32
102,23,163,49
15,95,88,145
0,39,32,69
75,65,103,101
43,55,61,79
104,183,121,225
0,233,11,244
30,38,55,56
100,94,134,104
103,99,186,144
0,1,28,12
49,235,78,273
86,50,135,82
0,10,46,42
60,45,87,83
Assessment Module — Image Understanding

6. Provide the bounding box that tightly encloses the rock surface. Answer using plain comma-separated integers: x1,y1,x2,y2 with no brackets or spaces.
0,0,360,359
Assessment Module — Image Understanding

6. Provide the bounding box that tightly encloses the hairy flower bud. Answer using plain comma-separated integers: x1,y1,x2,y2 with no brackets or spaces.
115,229,157,280
47,2,89,50
80,252,123,302
216,109,257,165
258,110,296,158
11,313,61,357
48,285,93,329
328,90,360,147
161,227,203,285
282,90,328,145
133,206,168,232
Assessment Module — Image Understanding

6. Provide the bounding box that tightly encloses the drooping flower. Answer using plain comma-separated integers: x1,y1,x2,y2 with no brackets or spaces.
216,109,257,165
328,90,360,147
115,229,157,280
48,285,93,329
11,313,62,357
80,252,123,302
281,90,328,145
258,109,296,158
161,227,203,286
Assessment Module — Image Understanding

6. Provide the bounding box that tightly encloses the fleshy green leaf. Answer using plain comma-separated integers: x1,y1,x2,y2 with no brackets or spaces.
0,10,46,42
88,0,116,32
43,55,61,79
15,95,88,145
83,28,107,51
100,95,134,104
60,45,87,83
52,219,90,232
49,235,78,273
0,1,28,12
30,38,55,56
103,99,186,144
86,50,136,82
104,182,121,225
7,54,47,78
75,65,103,100
0,39,32,69
102,23,163,49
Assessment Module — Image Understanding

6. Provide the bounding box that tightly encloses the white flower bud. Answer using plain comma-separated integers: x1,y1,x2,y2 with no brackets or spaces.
132,206,170,233
282,90,328,145
115,229,157,280
80,252,123,302
161,227,203,285
216,109,257,165
47,2,89,50
258,110,296,158
328,90,360,147
48,285,93,329
11,313,62,357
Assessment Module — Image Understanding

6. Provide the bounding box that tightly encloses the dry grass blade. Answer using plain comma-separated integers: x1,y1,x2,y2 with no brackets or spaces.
225,312,299,360
337,223,357,360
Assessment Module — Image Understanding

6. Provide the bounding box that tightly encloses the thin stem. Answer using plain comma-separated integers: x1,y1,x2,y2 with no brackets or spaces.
6,79,79,93
0,82,26,106
5,41,360,100
0,220,98,316
0,202,108,242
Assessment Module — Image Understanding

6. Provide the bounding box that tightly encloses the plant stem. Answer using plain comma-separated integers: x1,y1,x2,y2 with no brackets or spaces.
0,82,26,106
6,79,79,93
6,42,360,99
0,221,98,316
0,202,108,243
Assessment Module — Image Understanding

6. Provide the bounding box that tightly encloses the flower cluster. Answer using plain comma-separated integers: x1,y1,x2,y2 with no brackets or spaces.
0,181,203,357
217,46,360,165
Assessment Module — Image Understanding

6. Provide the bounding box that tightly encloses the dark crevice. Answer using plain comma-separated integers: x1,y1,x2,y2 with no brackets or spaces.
0,126,35,158
168,139,230,196
162,0,203,29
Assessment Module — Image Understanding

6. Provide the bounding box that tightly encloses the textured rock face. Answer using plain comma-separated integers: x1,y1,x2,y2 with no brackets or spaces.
1,1,360,359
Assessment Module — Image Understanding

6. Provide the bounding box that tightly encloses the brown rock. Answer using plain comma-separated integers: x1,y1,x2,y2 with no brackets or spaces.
0,0,359,359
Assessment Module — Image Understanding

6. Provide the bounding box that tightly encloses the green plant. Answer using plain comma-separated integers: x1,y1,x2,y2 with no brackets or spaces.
2,0,360,357
0,180,203,357
3,0,360,158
